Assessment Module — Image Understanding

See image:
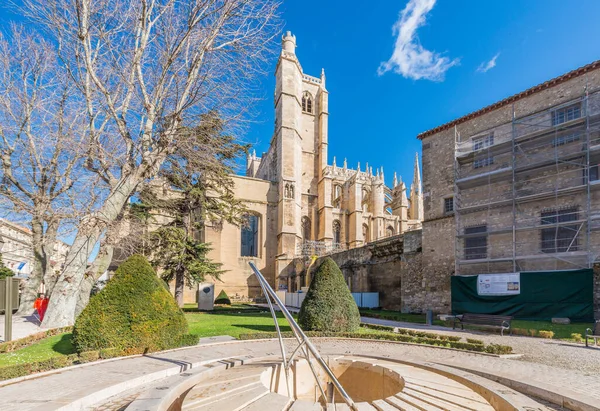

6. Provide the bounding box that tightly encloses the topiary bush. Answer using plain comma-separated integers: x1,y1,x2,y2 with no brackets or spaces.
73,255,188,353
298,257,360,332
214,289,231,305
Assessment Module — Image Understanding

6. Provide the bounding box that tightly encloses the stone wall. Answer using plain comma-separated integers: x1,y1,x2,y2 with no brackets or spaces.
420,64,600,319
289,230,442,313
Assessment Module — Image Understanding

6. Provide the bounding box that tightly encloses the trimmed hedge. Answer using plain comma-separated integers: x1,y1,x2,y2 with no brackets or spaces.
360,323,462,342
73,255,188,353
237,332,513,355
214,290,231,305
298,258,360,332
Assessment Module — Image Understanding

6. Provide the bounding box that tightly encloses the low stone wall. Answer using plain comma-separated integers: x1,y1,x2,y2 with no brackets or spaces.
291,230,431,313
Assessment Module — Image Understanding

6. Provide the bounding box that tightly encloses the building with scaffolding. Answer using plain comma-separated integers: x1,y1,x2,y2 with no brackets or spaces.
417,60,600,318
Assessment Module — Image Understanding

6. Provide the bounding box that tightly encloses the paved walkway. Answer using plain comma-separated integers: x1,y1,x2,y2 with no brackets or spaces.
0,315,46,342
260,305,600,374
0,337,598,410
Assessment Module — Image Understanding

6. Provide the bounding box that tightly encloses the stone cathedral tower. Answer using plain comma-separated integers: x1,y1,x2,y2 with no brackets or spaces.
198,31,424,298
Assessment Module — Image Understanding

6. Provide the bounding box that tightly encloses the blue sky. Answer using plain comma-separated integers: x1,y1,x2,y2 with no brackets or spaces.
246,0,600,187
1,0,600,191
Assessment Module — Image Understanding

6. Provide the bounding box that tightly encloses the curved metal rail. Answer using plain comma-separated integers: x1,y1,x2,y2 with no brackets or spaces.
248,262,356,410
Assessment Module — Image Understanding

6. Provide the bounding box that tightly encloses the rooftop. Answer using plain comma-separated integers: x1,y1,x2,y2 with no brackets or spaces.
417,59,600,139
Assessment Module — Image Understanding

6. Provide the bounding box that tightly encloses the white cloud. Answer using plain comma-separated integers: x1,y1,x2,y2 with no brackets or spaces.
378,0,459,81
476,53,500,73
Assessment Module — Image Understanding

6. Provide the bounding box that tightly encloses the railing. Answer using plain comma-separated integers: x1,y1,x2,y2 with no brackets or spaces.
296,241,345,258
248,262,356,409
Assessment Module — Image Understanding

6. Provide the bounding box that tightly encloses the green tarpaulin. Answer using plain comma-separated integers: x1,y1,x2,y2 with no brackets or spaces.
451,269,594,322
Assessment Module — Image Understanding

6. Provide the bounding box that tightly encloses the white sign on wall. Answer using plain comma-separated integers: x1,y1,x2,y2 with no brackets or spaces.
477,273,520,296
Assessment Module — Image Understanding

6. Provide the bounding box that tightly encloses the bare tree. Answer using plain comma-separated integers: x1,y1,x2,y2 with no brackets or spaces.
0,26,93,314
15,0,280,327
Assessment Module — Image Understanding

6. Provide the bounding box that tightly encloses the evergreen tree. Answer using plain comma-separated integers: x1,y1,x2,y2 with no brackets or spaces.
0,253,14,279
298,257,360,332
141,112,248,306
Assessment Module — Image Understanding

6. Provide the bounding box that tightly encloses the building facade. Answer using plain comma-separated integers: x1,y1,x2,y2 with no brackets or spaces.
418,60,600,317
0,218,70,278
202,32,423,300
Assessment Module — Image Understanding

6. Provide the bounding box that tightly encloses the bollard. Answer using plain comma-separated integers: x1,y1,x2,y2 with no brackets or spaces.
426,309,433,326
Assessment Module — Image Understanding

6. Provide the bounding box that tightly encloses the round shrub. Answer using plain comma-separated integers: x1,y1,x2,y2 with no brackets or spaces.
298,257,360,332
214,289,231,305
73,255,188,353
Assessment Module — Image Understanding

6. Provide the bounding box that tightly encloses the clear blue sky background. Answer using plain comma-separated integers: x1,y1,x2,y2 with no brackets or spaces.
2,1,599,187
246,0,600,187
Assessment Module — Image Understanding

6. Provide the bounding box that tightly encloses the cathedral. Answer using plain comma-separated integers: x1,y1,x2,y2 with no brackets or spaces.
202,32,423,300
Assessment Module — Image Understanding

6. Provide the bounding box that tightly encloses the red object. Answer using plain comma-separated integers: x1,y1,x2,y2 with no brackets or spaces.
33,298,49,322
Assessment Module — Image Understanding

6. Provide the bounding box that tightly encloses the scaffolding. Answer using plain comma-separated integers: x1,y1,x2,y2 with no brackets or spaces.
454,87,600,275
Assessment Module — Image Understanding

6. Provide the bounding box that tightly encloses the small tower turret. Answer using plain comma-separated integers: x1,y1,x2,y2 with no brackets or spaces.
282,31,296,54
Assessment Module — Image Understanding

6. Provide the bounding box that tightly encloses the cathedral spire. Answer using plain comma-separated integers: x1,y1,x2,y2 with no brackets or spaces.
409,153,424,221
393,172,398,188
343,158,347,169
412,152,421,195
333,156,337,168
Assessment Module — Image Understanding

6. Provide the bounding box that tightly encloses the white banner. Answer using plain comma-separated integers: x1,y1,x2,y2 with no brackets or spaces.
477,273,520,296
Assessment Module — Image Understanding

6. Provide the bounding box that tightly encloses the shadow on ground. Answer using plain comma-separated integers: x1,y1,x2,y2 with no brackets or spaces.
231,324,293,333
52,333,76,355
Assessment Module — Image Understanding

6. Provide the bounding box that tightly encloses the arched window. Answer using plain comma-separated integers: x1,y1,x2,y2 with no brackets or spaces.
301,216,311,242
302,91,313,114
386,226,395,237
241,214,259,257
363,223,370,243
362,188,371,213
332,184,342,208
333,220,341,245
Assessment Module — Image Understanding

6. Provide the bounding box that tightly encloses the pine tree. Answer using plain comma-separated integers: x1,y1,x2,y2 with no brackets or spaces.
140,111,248,306
0,253,14,279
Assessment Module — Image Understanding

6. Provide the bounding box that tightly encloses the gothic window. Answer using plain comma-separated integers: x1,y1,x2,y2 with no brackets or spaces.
332,184,342,208
361,188,370,213
302,91,313,114
362,223,370,243
284,183,295,199
301,216,311,242
333,220,341,245
386,226,394,237
241,214,259,257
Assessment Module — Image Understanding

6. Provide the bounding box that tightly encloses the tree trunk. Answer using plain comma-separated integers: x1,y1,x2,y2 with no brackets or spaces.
41,176,141,328
18,213,45,314
42,220,59,297
75,245,114,317
175,267,185,308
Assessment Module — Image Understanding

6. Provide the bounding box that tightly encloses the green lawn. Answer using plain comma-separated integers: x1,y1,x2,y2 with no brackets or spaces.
0,333,75,367
186,311,293,339
511,319,593,340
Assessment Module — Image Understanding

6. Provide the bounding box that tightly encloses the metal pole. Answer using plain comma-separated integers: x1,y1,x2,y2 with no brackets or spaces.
252,267,329,405
4,278,12,342
248,262,356,410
